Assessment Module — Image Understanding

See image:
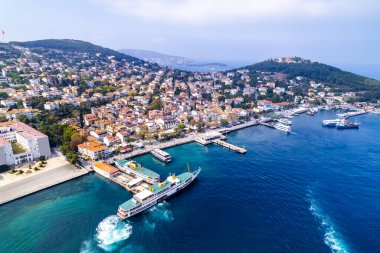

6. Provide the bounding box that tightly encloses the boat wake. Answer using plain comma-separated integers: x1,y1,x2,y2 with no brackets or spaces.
307,192,350,253
80,215,132,252
144,201,174,231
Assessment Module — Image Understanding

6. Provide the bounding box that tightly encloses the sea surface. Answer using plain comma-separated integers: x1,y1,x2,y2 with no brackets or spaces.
1,111,380,253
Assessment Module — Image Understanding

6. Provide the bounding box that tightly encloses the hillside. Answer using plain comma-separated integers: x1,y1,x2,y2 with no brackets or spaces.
242,59,380,100
10,39,143,63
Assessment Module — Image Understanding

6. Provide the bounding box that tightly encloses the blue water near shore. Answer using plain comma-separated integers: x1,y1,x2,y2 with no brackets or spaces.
1,111,380,253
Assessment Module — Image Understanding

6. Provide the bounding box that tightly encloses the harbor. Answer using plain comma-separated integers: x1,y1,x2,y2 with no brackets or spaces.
1,110,380,253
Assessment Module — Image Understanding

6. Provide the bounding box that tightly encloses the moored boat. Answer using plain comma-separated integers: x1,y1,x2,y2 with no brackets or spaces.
336,119,360,129
322,119,340,127
278,118,292,125
151,148,172,163
273,123,291,133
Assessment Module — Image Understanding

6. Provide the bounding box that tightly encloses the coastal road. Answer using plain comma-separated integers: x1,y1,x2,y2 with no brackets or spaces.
0,164,88,205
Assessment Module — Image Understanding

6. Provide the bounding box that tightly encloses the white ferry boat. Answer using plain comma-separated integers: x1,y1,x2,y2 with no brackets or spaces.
117,168,201,219
278,118,292,125
151,148,172,163
322,119,340,127
114,159,160,184
273,123,291,133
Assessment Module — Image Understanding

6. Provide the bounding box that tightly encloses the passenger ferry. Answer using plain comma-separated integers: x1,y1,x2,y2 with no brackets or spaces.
273,123,291,133
151,148,172,163
278,118,292,125
117,168,201,220
322,119,341,127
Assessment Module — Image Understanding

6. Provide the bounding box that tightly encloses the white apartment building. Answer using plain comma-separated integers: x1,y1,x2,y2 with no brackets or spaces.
0,121,51,166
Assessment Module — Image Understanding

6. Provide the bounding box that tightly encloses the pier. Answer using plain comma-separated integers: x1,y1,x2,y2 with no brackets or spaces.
260,122,275,128
337,110,368,119
212,139,247,154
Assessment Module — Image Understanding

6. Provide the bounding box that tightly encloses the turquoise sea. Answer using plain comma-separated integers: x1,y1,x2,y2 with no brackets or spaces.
1,111,380,253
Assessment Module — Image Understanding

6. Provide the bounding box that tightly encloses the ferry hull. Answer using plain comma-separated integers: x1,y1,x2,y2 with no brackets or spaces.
118,169,200,220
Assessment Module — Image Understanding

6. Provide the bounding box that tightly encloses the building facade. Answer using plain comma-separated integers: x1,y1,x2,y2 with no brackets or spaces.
0,121,51,166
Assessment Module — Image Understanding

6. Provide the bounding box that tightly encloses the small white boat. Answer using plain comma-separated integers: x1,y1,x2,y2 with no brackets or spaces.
278,118,292,125
322,119,340,127
273,123,291,133
151,149,172,163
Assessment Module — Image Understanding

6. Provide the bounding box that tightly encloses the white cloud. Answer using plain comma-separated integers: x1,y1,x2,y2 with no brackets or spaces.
90,0,378,25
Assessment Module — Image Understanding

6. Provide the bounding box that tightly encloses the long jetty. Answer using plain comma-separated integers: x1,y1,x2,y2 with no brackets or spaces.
212,139,247,154
338,110,368,119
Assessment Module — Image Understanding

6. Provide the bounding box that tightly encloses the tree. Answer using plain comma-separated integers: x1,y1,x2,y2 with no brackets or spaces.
177,123,186,130
0,92,9,99
70,133,85,150
220,119,229,126
16,114,29,123
0,115,7,122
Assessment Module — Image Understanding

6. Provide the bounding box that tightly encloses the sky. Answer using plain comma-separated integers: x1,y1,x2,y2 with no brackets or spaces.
1,0,380,67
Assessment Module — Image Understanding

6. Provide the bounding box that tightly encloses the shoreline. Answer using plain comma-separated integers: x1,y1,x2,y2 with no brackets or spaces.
0,164,88,205
0,121,259,205
107,120,259,161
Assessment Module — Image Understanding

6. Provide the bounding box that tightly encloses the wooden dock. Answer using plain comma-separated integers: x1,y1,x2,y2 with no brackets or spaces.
212,139,247,154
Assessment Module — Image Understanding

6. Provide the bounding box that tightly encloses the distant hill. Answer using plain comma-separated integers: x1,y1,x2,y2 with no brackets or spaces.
120,49,228,72
241,58,380,100
10,39,143,63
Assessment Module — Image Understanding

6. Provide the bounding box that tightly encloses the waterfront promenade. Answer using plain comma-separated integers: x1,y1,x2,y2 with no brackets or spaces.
0,162,88,205
108,120,258,162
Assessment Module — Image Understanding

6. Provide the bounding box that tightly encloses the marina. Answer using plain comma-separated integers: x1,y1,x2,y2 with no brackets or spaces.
1,111,380,253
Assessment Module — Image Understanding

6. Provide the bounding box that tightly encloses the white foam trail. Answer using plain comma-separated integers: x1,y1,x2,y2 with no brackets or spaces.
143,201,174,231
308,195,350,253
79,240,95,253
150,201,174,222
95,215,132,251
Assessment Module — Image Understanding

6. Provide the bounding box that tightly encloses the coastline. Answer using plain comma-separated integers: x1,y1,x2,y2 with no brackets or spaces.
0,120,258,206
1,108,370,205
0,163,88,205
107,120,259,161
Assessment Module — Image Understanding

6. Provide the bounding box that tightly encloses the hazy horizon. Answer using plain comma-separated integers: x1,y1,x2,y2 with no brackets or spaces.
1,0,380,69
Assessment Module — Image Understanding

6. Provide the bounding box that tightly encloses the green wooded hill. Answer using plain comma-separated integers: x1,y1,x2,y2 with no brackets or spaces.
243,60,380,100
10,39,143,63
